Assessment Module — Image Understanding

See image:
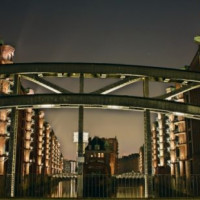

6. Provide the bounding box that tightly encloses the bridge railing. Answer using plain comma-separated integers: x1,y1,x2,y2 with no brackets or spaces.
0,174,200,198
153,174,200,198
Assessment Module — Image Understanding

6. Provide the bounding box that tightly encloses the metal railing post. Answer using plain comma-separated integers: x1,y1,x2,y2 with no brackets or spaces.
77,73,84,197
6,75,19,197
143,77,153,198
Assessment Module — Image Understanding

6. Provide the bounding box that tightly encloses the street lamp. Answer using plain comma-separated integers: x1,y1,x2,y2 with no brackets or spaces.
194,35,200,44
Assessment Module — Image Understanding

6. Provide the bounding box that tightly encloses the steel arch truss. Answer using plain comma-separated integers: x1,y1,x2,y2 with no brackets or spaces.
1,62,200,118
0,62,200,82
3,62,200,198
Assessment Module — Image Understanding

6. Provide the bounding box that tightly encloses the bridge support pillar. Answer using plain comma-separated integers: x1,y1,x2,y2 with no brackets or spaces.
77,73,84,198
143,77,153,198
6,75,19,197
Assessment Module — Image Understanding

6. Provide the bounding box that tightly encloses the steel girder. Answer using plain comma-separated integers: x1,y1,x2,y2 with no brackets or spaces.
1,63,200,83
0,94,200,119
21,72,200,100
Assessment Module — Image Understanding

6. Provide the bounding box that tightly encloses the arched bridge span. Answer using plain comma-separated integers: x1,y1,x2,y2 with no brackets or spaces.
1,62,200,83
2,62,200,198
1,94,200,119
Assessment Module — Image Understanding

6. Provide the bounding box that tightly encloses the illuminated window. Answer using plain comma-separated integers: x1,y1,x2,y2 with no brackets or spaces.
95,145,100,150
98,153,100,158
101,153,104,158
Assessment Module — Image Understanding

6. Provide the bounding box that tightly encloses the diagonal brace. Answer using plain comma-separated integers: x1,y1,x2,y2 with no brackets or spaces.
92,77,141,94
156,82,200,100
22,75,72,94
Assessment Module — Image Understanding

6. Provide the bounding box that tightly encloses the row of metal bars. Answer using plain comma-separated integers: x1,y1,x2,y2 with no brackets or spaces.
6,75,19,197
4,174,200,198
5,74,152,198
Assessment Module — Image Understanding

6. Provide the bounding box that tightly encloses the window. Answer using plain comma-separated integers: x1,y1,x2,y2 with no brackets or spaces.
94,144,100,150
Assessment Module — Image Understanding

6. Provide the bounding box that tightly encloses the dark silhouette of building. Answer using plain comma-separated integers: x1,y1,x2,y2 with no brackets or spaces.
83,136,118,197
84,136,118,175
118,153,139,174
63,159,76,173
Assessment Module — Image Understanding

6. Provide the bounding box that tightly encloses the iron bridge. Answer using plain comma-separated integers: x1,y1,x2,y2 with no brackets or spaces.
2,62,200,198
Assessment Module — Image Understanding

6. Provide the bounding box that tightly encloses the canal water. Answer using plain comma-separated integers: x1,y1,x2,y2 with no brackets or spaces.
51,179,77,198
50,179,144,198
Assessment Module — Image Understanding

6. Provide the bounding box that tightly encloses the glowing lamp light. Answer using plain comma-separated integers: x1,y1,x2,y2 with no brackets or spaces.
107,105,124,110
173,112,184,116
194,36,200,43
39,104,55,108
73,132,89,143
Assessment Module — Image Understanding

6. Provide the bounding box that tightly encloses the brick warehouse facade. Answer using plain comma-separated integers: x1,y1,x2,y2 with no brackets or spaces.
0,41,63,183
151,47,200,177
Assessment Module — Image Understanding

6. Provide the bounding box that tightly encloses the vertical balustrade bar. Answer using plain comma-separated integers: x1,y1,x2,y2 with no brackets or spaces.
143,77,153,198
6,75,20,197
77,73,84,198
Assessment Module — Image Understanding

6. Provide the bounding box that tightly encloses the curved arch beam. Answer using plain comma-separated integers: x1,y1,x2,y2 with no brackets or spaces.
1,94,200,119
1,63,200,83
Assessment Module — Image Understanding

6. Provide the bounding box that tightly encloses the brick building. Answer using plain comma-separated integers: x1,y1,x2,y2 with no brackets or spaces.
118,153,139,174
84,136,118,175
0,41,64,179
151,46,200,177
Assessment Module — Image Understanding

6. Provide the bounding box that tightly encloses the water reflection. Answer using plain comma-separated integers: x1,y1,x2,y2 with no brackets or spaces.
51,178,144,198
51,179,77,198
116,185,144,198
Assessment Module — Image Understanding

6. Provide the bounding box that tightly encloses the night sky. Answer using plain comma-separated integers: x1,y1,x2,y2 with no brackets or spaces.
1,0,200,159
